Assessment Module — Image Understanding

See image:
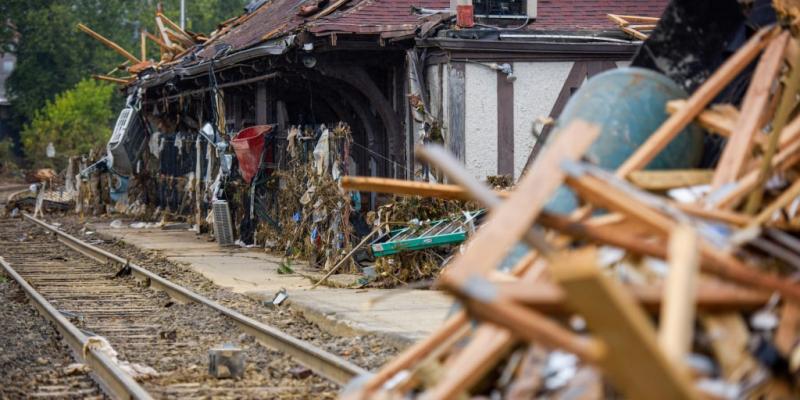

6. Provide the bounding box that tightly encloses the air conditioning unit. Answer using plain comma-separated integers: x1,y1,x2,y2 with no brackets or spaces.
107,107,147,176
212,200,235,246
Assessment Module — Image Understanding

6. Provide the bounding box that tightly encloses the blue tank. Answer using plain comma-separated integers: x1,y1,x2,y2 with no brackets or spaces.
544,67,704,214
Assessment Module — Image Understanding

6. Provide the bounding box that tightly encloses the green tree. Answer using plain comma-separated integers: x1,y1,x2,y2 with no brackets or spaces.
21,79,115,169
3,0,248,153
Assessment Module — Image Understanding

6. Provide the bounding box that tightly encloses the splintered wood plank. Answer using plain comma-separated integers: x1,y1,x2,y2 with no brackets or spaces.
550,248,700,400
628,169,713,190
712,31,790,188
617,27,775,178
424,325,515,400
700,313,757,380
436,120,600,288
339,176,510,201
659,225,700,370
666,99,739,138
77,23,140,64
749,177,800,227
775,301,800,355
564,170,800,301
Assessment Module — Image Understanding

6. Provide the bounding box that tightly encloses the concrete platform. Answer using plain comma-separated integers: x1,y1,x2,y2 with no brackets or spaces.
91,223,453,345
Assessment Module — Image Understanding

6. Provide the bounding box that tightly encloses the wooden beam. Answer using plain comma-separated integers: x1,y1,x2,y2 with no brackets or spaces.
564,170,800,301
91,74,130,85
140,30,146,61
665,99,738,138
659,225,700,370
713,31,790,188
155,15,175,50
550,248,700,400
750,177,800,226
77,23,140,64
616,27,775,178
340,176,510,201
156,12,193,43
746,37,800,213
422,121,599,290
628,169,713,190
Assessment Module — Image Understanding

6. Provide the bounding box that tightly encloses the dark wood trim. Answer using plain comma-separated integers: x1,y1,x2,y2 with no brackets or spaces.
447,62,466,162
524,61,588,169
497,70,514,176
522,60,620,170
255,82,268,125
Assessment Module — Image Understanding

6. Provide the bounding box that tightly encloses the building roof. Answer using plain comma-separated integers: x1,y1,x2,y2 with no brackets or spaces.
531,0,669,31
194,0,668,62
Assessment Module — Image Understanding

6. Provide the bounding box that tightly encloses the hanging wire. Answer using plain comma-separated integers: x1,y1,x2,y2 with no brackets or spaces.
350,140,409,173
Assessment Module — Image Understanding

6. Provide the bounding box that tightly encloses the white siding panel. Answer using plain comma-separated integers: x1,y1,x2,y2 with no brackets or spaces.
464,63,498,179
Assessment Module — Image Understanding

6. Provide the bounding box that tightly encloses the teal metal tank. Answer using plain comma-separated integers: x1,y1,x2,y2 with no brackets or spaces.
544,67,704,214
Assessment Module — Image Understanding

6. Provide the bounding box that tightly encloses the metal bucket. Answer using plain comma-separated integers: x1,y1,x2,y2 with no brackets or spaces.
544,67,704,214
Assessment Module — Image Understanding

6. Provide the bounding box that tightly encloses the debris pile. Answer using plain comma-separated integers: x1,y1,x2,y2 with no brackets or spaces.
341,22,800,400
264,123,357,271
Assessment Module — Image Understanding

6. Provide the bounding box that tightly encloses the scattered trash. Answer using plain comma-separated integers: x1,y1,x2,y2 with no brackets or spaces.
110,219,124,229
271,288,288,306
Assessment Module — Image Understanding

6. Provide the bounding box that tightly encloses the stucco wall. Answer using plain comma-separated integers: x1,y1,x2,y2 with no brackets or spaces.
512,61,574,178
464,63,498,179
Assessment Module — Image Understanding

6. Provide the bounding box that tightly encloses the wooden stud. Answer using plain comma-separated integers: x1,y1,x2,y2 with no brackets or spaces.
140,30,146,61
424,120,600,289
775,301,800,355
628,169,713,190
749,177,800,227
746,37,800,213
550,248,700,400
340,176,510,201
616,27,775,178
665,99,739,138
91,74,130,85
659,225,700,370
712,31,790,189
77,23,140,64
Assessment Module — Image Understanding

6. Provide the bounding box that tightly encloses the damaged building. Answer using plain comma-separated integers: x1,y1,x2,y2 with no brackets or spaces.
116,0,668,247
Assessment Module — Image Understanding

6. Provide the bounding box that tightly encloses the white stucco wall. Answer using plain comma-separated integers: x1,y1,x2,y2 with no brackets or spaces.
464,63,498,179
512,61,574,178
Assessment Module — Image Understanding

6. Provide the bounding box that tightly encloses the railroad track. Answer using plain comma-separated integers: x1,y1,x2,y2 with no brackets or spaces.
0,215,367,399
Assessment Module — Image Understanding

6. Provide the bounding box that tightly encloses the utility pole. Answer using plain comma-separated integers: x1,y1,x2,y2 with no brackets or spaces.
180,0,186,29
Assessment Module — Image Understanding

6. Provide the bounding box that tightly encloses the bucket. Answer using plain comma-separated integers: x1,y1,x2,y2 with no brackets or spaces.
232,125,273,183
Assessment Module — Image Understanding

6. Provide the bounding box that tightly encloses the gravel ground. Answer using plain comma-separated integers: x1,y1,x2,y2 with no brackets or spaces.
53,214,400,371
0,217,342,399
0,273,103,399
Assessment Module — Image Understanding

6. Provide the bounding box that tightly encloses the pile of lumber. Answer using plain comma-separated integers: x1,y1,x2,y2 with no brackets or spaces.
340,24,800,399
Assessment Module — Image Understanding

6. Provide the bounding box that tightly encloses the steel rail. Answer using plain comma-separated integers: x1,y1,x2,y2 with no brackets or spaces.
0,256,153,400
22,213,368,385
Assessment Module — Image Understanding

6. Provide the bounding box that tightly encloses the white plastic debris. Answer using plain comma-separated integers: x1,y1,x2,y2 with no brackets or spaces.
110,219,124,229
83,336,158,380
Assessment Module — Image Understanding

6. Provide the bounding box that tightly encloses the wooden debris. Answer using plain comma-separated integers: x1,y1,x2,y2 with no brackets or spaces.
607,14,659,40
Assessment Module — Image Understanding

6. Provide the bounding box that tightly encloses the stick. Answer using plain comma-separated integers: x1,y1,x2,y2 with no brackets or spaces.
91,74,130,85
340,176,510,200
77,23,140,64
746,37,800,213
659,225,700,370
140,30,146,61
551,248,701,400
749,177,800,227
713,31,790,188
616,27,775,178
310,228,379,289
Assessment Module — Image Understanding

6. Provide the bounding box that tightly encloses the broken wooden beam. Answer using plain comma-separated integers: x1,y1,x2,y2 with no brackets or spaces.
628,169,713,190
712,31,790,189
340,176,509,200
77,23,140,64
550,248,701,400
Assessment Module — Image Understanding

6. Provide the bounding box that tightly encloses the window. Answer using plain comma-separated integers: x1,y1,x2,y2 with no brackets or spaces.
473,0,535,18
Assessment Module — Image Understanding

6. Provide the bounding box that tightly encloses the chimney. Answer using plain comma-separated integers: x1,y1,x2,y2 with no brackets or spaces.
453,0,474,28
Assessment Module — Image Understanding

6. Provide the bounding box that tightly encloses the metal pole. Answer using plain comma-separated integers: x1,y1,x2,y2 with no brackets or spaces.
180,0,186,29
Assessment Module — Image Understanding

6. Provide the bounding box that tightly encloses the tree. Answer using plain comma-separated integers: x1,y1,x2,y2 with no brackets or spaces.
4,0,249,159
21,79,115,169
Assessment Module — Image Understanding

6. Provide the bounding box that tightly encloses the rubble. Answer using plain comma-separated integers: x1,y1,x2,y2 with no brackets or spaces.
338,17,800,400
